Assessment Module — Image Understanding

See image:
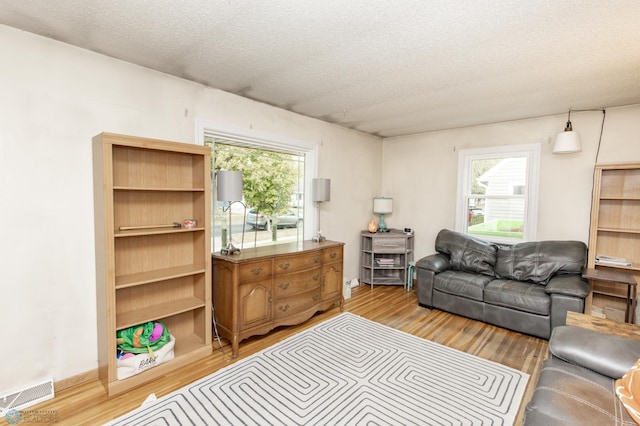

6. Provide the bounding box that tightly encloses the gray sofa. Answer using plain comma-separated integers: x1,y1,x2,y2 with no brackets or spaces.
525,325,640,425
416,229,589,339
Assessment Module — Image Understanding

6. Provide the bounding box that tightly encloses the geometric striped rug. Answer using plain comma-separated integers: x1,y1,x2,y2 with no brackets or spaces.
107,313,528,425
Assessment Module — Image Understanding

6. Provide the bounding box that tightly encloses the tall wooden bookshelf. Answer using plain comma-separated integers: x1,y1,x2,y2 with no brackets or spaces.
93,133,212,395
587,163,640,323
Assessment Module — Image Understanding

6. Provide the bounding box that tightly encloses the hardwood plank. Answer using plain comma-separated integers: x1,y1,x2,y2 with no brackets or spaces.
1,285,547,425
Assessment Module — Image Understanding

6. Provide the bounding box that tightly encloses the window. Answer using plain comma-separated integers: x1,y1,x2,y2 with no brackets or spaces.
196,120,318,252
455,144,540,244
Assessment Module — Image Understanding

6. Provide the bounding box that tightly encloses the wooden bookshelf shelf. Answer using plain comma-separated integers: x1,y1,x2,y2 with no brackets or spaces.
116,297,206,330
115,265,206,289
93,132,212,395
587,163,640,324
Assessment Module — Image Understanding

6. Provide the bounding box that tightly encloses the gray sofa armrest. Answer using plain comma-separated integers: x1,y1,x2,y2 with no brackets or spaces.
544,275,590,298
415,254,450,308
550,326,640,379
416,253,451,273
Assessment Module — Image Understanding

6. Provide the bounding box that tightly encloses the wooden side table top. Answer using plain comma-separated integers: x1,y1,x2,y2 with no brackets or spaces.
566,311,640,340
582,267,637,286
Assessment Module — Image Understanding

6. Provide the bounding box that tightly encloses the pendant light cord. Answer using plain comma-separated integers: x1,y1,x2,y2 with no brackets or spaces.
593,109,606,164
586,108,607,251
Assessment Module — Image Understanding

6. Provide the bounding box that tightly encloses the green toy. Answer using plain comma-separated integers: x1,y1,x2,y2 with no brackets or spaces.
116,321,170,359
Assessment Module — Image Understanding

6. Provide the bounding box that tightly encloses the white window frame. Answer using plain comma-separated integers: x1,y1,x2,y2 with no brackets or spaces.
195,119,319,241
455,144,540,244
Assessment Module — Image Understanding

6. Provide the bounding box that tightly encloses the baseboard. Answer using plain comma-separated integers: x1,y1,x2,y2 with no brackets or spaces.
54,369,99,393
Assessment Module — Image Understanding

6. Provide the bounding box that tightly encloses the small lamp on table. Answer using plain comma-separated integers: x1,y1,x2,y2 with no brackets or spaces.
217,170,243,255
373,197,393,233
312,178,331,242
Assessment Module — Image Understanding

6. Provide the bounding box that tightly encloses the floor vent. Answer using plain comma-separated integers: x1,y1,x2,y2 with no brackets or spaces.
0,379,54,416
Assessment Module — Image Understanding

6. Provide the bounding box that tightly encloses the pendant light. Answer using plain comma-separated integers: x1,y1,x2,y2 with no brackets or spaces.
553,110,581,154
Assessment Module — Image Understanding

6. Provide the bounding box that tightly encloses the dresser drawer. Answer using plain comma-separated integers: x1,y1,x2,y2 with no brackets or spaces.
274,252,321,274
372,237,407,253
273,268,322,298
238,260,273,283
274,289,321,319
322,245,343,263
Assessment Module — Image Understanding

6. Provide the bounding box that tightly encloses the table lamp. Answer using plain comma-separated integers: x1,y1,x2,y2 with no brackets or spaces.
373,197,393,232
217,170,243,254
312,178,330,242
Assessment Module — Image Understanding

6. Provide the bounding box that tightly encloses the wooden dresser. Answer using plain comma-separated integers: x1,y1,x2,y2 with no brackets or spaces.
212,240,344,357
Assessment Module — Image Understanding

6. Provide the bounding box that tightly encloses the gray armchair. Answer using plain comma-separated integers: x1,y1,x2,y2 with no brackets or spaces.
525,325,640,424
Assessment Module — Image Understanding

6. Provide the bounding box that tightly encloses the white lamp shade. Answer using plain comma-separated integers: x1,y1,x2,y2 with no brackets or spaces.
312,178,331,202
373,197,393,214
553,131,581,154
217,170,243,202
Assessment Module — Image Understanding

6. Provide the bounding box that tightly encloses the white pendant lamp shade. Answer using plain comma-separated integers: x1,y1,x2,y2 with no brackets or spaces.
217,170,243,202
553,111,581,154
553,130,581,154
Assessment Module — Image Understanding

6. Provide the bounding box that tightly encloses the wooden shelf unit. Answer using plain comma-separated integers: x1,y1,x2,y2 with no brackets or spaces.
587,163,640,323
93,133,212,395
360,230,414,288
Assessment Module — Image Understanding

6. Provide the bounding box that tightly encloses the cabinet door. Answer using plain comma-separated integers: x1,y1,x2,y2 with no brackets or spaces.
239,281,272,330
322,262,343,301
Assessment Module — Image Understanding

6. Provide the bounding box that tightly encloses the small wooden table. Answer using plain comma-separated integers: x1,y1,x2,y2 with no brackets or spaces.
582,267,637,323
566,311,640,340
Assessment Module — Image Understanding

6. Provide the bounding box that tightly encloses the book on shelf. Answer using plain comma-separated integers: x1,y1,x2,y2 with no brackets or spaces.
595,254,632,267
375,259,395,266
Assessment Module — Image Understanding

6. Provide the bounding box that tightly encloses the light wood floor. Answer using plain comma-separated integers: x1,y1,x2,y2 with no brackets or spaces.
4,285,547,425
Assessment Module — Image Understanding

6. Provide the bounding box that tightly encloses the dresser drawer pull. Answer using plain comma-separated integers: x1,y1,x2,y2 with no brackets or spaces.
312,274,320,281
330,252,337,259
250,266,263,275
278,304,290,312
278,282,290,290
313,256,320,263
279,262,290,270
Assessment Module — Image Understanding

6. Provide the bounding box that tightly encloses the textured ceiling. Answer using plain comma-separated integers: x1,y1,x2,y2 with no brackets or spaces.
2,1,640,137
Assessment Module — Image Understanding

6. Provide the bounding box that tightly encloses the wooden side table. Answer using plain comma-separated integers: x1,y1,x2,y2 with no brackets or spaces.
359,230,414,288
566,311,640,340
582,267,637,323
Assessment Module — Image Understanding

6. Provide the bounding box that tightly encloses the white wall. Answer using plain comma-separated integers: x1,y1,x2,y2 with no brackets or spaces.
0,25,382,394
381,105,640,259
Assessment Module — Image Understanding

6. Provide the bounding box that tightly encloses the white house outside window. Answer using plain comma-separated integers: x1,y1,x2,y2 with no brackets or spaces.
455,144,540,244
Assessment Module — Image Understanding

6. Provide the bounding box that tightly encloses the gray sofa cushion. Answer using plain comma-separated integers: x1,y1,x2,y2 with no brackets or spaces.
433,270,493,302
494,240,587,284
484,279,550,315
435,229,497,276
